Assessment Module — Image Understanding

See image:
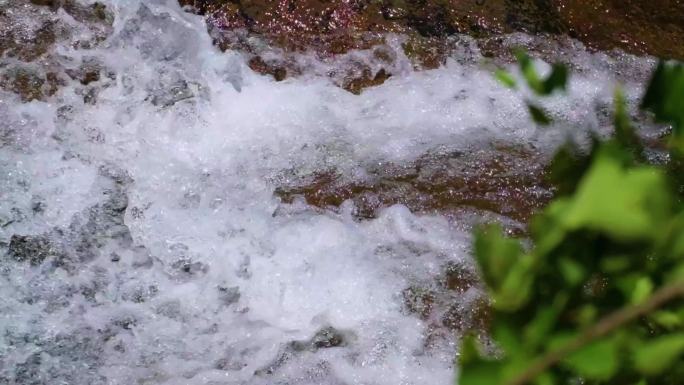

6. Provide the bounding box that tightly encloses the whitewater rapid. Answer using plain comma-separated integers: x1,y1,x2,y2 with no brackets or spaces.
0,1,654,384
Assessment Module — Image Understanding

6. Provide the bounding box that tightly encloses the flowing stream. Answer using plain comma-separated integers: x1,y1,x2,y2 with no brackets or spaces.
0,1,656,384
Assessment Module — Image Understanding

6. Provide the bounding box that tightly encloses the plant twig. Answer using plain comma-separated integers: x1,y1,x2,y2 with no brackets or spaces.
505,281,684,385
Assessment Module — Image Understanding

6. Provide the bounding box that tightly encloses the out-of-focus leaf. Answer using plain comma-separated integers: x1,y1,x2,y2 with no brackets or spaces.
614,88,645,160
563,338,620,380
601,256,631,274
548,147,672,241
458,362,502,385
542,64,568,95
474,225,524,289
634,334,684,375
558,257,585,286
641,61,684,135
515,50,543,93
532,372,554,385
494,322,524,355
528,103,552,125
492,254,535,311
631,277,654,304
575,304,598,327
546,140,595,196
459,336,502,385
524,298,565,349
514,50,567,95
495,69,518,89
651,310,683,330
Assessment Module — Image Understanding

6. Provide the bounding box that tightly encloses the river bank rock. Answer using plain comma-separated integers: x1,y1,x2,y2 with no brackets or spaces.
180,0,684,88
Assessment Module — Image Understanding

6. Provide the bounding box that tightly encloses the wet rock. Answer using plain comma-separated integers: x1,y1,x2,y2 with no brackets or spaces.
215,356,247,371
31,195,47,214
148,80,197,107
554,0,684,60
64,167,133,264
180,0,684,95
441,261,479,293
170,258,210,279
0,68,63,102
402,286,435,320
14,352,43,385
441,295,491,332
0,16,57,62
217,285,241,306
248,56,288,81
7,234,63,266
275,143,552,222
0,1,114,102
402,35,451,69
126,285,159,303
66,60,102,85
255,326,352,376
342,67,391,94
308,326,348,350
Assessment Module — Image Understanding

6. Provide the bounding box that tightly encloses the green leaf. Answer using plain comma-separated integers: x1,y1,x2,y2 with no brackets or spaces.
541,64,568,95
458,361,502,385
515,50,543,94
474,225,524,289
558,257,585,286
495,69,518,89
641,61,684,135
459,335,503,385
528,103,552,125
492,254,536,311
634,334,684,375
650,310,683,330
614,88,645,159
549,147,672,241
600,256,632,274
631,277,654,304
513,50,567,95
563,338,620,380
524,302,564,349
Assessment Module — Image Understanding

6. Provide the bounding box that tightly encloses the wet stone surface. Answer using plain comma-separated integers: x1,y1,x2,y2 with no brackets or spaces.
0,0,113,101
180,0,684,88
254,326,354,376
275,142,553,223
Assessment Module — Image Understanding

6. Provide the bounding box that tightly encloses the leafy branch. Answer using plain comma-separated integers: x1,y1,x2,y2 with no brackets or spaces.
458,58,684,385
505,280,684,385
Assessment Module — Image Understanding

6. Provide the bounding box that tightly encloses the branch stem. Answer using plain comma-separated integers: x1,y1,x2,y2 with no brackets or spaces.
505,281,684,385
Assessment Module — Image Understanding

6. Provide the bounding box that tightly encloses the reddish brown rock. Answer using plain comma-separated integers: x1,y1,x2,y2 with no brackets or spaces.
181,0,684,74
0,68,64,102
553,0,684,60
0,1,113,100
275,143,553,222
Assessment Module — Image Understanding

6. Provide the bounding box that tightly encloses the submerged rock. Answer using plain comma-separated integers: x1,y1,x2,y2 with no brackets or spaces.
254,326,353,376
0,0,113,100
7,234,64,266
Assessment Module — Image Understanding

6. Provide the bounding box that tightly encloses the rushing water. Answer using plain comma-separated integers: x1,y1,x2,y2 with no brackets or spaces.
0,1,655,384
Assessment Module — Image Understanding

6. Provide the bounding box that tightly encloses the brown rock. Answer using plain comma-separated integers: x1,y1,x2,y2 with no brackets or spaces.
342,67,391,94
275,143,553,222
248,56,288,81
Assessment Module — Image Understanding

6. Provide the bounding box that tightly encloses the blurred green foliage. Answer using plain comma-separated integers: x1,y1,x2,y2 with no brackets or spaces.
459,58,684,385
